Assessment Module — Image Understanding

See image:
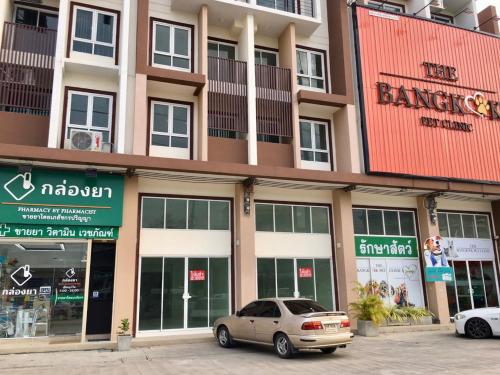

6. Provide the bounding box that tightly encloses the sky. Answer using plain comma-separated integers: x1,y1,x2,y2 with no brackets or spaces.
476,0,500,12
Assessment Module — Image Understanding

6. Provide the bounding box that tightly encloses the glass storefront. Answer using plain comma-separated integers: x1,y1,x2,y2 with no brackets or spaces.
257,258,334,310
439,212,500,316
353,208,425,307
138,257,230,331
0,242,87,338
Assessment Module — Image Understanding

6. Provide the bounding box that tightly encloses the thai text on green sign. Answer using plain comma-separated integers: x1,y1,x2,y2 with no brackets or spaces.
0,167,124,227
355,236,418,258
0,223,118,239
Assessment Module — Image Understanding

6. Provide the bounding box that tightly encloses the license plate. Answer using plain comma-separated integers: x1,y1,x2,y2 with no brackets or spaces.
323,323,338,332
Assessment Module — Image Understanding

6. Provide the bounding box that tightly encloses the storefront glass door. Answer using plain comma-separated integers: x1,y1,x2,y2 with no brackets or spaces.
447,260,499,316
139,257,229,332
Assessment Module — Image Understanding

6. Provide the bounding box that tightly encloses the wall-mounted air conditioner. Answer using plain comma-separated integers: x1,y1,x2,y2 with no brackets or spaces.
66,129,103,152
430,0,445,10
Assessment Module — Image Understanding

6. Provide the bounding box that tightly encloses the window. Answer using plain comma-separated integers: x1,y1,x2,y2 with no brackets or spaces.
353,208,416,237
255,48,278,66
65,90,113,143
431,13,454,24
284,300,327,315
257,301,281,318
367,1,405,13
152,20,192,71
239,301,261,317
438,212,492,239
14,6,58,30
300,119,330,169
255,203,330,234
150,101,191,159
71,6,117,59
257,0,296,13
208,40,236,60
141,197,230,231
296,48,325,90
257,258,334,310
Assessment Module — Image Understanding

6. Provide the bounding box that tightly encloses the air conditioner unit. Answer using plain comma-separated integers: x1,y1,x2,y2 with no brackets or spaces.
430,0,445,10
67,129,103,152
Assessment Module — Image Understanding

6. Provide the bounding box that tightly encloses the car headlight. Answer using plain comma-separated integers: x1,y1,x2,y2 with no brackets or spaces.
454,313,466,321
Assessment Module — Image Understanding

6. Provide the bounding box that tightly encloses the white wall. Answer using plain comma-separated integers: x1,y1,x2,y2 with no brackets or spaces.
255,232,332,257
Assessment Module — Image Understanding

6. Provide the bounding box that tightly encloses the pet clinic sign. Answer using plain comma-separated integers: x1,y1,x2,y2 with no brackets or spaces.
0,167,124,239
377,62,500,133
355,5,500,182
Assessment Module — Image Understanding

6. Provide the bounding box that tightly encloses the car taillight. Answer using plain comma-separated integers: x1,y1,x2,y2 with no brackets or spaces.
301,321,323,330
340,319,350,328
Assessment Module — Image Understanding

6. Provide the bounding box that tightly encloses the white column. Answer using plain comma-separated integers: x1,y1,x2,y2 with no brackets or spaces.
116,0,131,154
47,0,70,148
0,1,13,44
455,0,479,29
238,14,257,165
407,0,432,18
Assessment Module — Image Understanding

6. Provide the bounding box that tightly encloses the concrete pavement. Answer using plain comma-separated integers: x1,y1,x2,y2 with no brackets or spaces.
1,330,500,374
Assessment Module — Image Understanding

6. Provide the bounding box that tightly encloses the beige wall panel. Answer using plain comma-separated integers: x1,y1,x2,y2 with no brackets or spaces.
255,233,332,258
352,192,418,208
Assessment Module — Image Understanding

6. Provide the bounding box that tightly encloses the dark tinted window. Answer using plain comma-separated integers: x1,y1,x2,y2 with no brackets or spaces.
257,301,281,318
239,301,262,317
284,300,328,315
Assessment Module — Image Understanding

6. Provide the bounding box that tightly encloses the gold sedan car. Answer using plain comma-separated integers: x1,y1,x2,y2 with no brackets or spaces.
213,298,353,358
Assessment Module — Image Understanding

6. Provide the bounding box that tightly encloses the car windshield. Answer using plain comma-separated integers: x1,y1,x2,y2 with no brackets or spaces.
283,300,328,315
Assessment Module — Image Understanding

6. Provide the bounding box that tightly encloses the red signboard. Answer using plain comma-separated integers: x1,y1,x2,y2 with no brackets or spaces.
354,6,500,183
298,267,313,278
189,270,206,281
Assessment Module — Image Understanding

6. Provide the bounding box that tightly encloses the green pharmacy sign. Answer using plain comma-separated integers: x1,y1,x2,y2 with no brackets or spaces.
355,236,419,258
0,167,124,227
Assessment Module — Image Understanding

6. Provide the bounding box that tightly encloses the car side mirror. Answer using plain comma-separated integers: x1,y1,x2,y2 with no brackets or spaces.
235,310,241,317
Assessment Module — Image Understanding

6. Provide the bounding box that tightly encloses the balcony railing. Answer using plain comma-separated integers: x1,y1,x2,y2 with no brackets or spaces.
256,64,292,138
256,0,315,18
0,23,56,115
208,56,248,135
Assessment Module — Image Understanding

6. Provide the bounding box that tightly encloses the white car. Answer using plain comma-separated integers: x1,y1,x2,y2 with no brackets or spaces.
454,308,500,339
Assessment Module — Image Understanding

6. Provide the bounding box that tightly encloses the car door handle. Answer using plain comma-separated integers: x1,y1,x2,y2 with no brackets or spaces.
273,321,279,324
249,319,254,323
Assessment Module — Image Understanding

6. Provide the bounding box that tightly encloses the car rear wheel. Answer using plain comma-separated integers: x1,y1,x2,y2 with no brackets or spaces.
217,326,234,348
465,318,492,339
274,333,295,359
320,347,337,354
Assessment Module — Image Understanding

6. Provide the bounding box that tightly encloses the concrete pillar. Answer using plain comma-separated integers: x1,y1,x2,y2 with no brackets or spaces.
278,23,300,168
48,0,70,148
417,197,450,324
331,191,358,323
491,201,500,279
0,1,13,44
238,15,257,165
333,104,361,173
111,176,139,339
406,0,432,18
132,73,148,155
197,5,208,161
234,184,257,310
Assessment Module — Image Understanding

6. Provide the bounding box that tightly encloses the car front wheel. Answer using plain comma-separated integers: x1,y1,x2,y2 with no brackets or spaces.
320,347,337,354
274,333,295,359
465,318,492,339
217,325,234,348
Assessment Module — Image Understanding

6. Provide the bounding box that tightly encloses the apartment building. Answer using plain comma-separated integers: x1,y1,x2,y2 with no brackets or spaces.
0,0,498,348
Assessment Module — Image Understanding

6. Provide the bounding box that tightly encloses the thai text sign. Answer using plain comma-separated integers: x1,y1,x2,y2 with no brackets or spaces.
355,236,418,258
190,270,206,281
425,267,454,283
0,167,124,227
0,223,118,239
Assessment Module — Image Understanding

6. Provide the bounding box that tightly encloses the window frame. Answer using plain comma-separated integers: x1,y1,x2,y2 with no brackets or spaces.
437,211,492,240
367,1,405,13
61,87,115,147
140,195,232,232
254,47,279,67
148,98,193,159
151,19,193,72
255,201,331,235
69,4,119,63
299,118,331,170
353,207,417,238
13,3,59,29
296,46,327,92
208,38,238,60
431,13,454,24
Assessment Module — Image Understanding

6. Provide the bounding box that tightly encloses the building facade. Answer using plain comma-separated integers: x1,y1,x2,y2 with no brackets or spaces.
0,0,499,347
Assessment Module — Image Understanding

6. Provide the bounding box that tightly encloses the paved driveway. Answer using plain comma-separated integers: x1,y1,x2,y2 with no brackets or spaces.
1,331,500,375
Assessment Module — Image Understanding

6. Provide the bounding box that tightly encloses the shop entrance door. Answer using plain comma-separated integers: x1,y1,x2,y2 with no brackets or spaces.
144,257,229,331
86,243,116,338
447,260,499,316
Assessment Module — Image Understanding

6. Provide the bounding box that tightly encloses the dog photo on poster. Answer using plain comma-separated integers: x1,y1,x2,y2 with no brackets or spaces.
423,236,455,282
